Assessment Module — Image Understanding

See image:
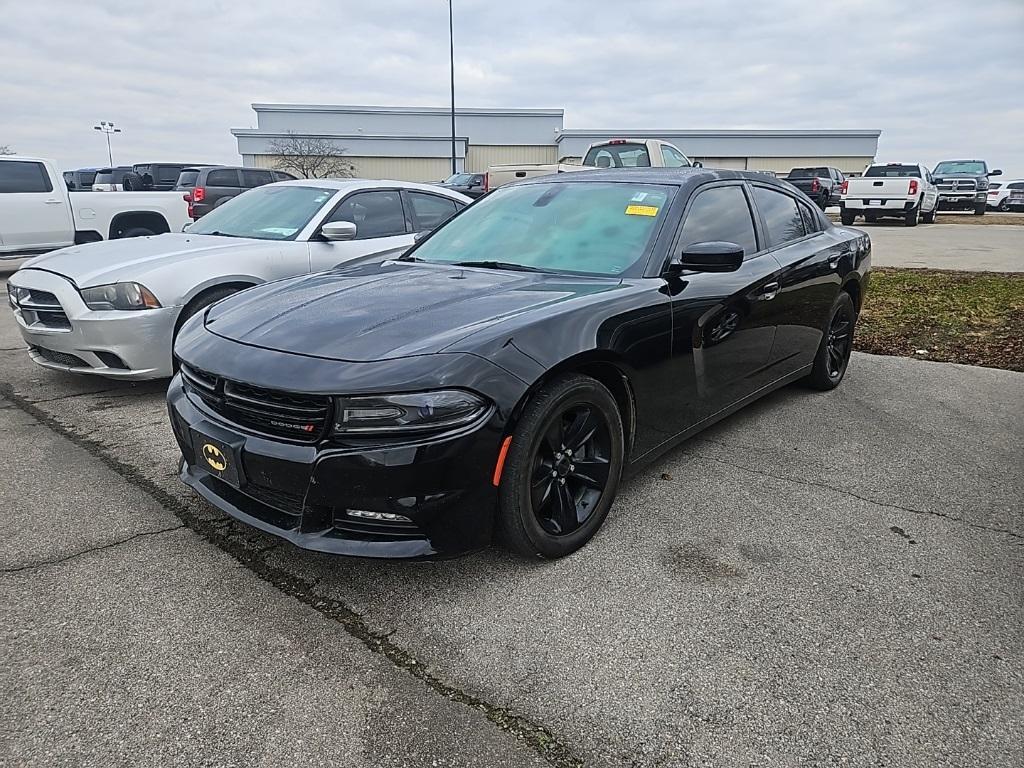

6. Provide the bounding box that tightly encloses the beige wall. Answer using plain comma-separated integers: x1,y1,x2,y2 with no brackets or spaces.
250,153,451,182
466,145,558,172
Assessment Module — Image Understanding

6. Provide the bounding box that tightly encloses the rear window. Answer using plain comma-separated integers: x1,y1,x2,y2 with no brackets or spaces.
157,165,183,183
0,161,53,193
788,168,828,179
80,171,96,185
176,170,201,188
865,165,922,178
583,143,653,168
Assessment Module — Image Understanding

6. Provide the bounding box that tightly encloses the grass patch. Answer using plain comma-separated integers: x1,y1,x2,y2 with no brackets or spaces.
855,268,1024,371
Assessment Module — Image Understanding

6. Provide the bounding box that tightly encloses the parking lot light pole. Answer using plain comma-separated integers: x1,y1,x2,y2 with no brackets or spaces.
93,121,121,166
449,0,457,176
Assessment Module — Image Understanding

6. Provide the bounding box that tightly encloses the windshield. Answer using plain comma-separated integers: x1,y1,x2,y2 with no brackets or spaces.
933,161,986,175
865,165,921,178
409,181,674,276
583,143,653,168
788,168,827,178
444,173,473,185
176,170,200,188
187,185,336,240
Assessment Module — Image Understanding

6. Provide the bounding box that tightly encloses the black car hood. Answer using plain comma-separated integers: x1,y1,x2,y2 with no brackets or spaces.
203,261,623,361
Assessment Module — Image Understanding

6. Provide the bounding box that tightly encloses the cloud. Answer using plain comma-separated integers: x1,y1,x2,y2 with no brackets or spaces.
3,0,1022,176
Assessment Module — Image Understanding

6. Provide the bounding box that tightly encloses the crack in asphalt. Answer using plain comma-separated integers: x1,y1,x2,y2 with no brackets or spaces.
685,450,1023,541
21,388,122,403
1,524,185,574
0,385,583,768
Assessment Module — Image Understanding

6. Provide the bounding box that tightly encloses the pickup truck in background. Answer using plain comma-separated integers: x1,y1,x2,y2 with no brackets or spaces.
839,162,939,227
485,138,694,191
931,159,1001,215
0,156,190,259
783,166,846,210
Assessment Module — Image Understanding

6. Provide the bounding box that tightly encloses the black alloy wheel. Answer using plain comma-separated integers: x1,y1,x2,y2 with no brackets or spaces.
497,374,624,558
804,292,857,391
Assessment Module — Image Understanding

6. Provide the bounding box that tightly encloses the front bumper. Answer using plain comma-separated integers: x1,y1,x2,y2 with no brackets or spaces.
7,269,179,379
167,374,505,559
936,191,986,208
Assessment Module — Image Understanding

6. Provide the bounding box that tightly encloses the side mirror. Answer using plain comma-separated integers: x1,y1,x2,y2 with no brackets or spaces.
671,241,744,274
182,223,192,233
321,221,357,241
413,230,430,243
990,169,1003,177
692,161,703,168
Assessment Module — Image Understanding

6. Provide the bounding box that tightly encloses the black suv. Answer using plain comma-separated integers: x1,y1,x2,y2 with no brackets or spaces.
783,167,846,210
123,163,206,191
175,166,297,219
932,159,1002,215
438,172,486,199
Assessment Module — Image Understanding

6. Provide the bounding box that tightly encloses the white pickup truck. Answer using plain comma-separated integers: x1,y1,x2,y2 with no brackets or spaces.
0,156,190,259
484,139,694,191
839,162,940,227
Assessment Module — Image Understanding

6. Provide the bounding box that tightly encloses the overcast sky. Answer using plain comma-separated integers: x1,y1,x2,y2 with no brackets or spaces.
4,0,1023,176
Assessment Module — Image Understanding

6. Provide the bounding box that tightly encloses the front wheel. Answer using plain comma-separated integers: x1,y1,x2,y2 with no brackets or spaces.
803,292,856,391
974,203,986,216
497,374,624,559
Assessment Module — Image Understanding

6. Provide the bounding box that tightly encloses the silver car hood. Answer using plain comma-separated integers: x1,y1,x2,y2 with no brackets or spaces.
21,234,266,288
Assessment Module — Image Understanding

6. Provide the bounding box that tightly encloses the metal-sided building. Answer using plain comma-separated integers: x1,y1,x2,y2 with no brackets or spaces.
232,103,881,180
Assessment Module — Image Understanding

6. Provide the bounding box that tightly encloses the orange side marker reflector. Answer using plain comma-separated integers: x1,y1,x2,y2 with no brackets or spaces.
492,436,513,487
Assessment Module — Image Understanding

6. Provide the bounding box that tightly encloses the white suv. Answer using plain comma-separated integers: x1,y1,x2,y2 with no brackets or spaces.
987,180,1024,212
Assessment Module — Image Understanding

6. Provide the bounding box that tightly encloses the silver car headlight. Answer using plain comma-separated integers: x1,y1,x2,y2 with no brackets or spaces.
330,390,489,436
80,282,162,311
7,285,28,309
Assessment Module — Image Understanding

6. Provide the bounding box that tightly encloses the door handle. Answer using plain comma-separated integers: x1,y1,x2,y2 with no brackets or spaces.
828,254,841,269
759,282,780,301
44,199,63,205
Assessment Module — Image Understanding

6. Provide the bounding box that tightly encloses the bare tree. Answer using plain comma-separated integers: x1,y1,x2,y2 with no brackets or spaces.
0,145,14,155
267,132,355,179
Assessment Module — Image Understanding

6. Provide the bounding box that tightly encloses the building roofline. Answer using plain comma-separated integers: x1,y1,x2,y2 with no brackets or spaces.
556,128,883,141
250,103,565,118
232,129,470,142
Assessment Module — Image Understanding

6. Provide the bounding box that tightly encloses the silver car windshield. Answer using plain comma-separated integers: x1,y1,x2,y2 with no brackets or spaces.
188,185,336,241
410,181,674,276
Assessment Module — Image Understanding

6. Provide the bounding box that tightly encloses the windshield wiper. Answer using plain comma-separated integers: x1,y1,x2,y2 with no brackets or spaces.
451,260,548,273
204,231,241,238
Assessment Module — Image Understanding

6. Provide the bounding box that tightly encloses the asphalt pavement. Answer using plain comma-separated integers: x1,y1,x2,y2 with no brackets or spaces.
859,223,1024,272
1,267,1022,767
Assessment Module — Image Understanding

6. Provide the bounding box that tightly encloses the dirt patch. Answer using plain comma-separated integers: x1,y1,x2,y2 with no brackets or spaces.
855,268,1024,371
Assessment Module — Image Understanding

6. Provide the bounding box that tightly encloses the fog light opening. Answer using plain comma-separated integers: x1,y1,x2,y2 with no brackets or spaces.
346,509,413,523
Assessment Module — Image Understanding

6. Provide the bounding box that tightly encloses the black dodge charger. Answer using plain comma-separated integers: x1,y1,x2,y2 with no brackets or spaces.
168,168,870,559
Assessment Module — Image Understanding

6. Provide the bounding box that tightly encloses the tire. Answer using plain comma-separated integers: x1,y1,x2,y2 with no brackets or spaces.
921,200,937,224
904,205,919,227
974,203,986,216
840,210,856,226
117,227,155,239
803,292,856,391
497,374,624,559
997,198,1010,212
818,193,829,211
864,214,878,223
121,172,144,191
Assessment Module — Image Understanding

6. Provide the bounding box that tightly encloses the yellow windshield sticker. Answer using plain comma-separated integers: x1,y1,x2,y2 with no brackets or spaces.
625,204,659,217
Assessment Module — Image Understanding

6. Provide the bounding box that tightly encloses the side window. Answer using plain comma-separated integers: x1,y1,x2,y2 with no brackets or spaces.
753,186,806,247
207,169,241,187
241,170,273,188
0,161,53,193
273,171,297,182
798,201,821,234
328,190,407,239
678,185,758,257
660,145,688,168
407,191,458,231
157,166,182,184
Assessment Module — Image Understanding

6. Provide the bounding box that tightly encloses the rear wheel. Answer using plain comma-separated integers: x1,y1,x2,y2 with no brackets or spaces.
921,200,937,224
840,210,856,226
997,198,1010,212
497,374,624,559
904,205,919,227
803,292,856,391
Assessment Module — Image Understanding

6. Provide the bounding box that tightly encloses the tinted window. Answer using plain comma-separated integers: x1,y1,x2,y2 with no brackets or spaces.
933,161,986,175
788,168,828,179
79,171,96,186
328,190,407,239
273,171,297,182
157,165,183,183
0,161,53,193
408,192,458,230
470,175,484,186
661,145,689,168
678,185,758,257
865,165,922,178
412,182,674,276
798,201,821,234
207,169,240,187
241,170,274,188
583,143,652,168
176,170,200,188
1007,182,1024,190
753,187,806,246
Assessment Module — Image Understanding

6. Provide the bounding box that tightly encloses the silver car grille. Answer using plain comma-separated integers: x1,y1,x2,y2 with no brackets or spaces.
936,179,977,193
10,288,72,331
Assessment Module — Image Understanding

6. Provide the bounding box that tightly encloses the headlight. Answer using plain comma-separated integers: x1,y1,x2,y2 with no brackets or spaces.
7,285,27,309
331,390,489,435
80,282,161,311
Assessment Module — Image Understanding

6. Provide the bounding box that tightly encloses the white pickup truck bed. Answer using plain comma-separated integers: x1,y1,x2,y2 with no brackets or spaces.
840,163,939,227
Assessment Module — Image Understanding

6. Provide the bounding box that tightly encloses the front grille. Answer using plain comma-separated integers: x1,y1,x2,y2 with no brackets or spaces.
181,364,331,442
332,512,426,542
936,179,977,193
16,289,71,330
31,346,88,368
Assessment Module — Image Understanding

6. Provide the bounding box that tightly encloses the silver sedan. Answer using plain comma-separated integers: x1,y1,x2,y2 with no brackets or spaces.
6,179,470,379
